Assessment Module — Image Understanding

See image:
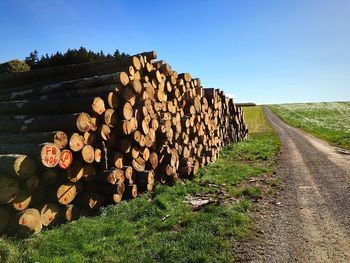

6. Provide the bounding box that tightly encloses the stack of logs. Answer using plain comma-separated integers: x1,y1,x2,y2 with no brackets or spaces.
0,51,247,236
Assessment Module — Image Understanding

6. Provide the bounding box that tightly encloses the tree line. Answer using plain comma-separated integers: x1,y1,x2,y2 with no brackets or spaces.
25,47,129,69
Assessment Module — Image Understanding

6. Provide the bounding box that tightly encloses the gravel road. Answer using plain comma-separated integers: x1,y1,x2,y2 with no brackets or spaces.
256,106,350,262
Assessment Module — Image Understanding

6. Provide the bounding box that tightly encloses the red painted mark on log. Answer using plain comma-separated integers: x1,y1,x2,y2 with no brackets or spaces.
45,146,51,155
59,150,73,169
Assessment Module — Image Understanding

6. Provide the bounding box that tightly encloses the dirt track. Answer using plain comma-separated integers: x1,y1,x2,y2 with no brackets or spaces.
248,107,350,262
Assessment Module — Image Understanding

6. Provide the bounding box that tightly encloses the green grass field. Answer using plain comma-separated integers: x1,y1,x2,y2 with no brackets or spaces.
269,102,350,149
0,107,280,263
243,106,273,134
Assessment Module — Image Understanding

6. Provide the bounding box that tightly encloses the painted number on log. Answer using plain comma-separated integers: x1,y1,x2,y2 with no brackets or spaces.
59,150,73,170
41,144,61,168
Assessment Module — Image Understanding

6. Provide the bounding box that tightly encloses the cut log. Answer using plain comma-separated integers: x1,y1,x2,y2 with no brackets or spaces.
14,208,42,236
141,147,150,161
38,84,119,101
130,79,142,94
137,51,157,61
75,192,104,210
107,90,120,109
123,184,137,199
122,102,134,120
90,116,99,132
0,112,92,133
0,55,145,91
94,148,102,163
149,152,159,169
59,149,73,169
0,97,105,115
80,145,95,164
131,146,140,159
96,183,125,196
63,204,80,222
112,193,123,203
110,122,134,141
55,182,77,205
135,170,154,192
11,190,32,211
0,131,68,149
133,130,142,143
130,56,142,70
40,203,61,226
132,157,145,172
40,143,62,168
0,143,61,168
94,169,124,185
91,97,106,115
0,50,250,235
122,86,136,106
4,72,129,101
0,175,19,204
69,133,85,152
112,152,124,169
104,109,117,127
0,154,37,178
145,134,154,148
123,166,134,185
129,117,138,132
83,131,96,145
100,124,112,140
54,131,69,149
67,161,84,183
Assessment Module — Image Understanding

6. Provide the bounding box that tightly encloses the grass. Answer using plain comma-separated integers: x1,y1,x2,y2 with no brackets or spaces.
243,106,273,134
269,102,350,149
0,107,280,263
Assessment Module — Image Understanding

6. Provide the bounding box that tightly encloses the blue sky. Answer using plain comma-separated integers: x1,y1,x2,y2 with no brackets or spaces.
0,0,349,103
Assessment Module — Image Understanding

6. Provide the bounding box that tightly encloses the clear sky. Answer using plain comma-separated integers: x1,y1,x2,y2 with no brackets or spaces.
0,0,349,103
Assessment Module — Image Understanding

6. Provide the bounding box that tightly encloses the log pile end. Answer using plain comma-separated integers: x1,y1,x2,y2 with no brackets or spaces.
0,50,248,236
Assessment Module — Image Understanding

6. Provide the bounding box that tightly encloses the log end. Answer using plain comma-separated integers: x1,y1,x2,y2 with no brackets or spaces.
40,143,61,168
59,149,73,170
16,208,42,236
76,112,93,133
15,155,37,178
54,131,68,149
0,175,19,204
